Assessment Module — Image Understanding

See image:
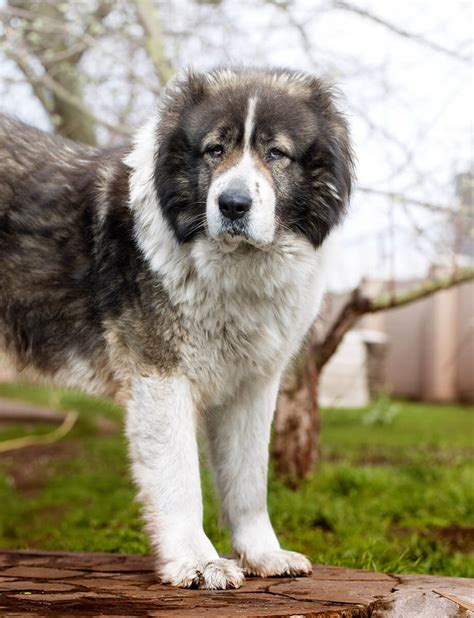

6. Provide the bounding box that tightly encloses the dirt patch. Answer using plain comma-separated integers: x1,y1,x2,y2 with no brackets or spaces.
433,525,474,553
392,525,474,554
0,441,79,497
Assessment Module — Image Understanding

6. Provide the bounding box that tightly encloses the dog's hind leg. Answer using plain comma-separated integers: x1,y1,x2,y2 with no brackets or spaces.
205,374,313,578
126,374,244,589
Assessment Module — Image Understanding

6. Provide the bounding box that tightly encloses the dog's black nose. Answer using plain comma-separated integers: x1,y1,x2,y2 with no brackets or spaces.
218,191,252,221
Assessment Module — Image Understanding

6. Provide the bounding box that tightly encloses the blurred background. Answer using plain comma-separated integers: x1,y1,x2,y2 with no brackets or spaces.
0,0,472,578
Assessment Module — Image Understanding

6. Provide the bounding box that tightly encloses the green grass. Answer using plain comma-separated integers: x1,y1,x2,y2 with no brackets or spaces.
0,383,473,577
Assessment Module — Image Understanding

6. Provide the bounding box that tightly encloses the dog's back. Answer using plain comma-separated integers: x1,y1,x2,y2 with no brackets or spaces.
0,115,128,392
0,114,100,274
0,114,97,209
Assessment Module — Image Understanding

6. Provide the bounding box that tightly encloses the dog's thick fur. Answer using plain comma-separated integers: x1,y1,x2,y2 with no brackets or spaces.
0,67,353,589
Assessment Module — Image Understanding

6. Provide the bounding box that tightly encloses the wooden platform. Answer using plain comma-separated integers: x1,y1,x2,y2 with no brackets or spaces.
0,550,472,617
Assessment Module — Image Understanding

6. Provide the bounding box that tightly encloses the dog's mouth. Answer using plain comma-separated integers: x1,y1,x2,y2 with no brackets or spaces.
210,219,249,245
205,208,274,251
212,229,273,254
219,218,248,236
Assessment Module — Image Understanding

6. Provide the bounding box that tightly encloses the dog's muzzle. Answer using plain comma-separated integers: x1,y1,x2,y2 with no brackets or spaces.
206,156,276,247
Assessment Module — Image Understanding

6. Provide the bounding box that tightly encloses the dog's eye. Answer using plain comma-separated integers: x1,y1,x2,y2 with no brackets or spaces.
267,147,286,161
207,145,224,158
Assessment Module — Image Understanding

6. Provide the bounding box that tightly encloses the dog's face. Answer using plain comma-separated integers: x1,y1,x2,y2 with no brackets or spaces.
154,68,354,250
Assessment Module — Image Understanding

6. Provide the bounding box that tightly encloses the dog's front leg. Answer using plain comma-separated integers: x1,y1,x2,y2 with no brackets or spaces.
205,376,312,578
126,374,244,589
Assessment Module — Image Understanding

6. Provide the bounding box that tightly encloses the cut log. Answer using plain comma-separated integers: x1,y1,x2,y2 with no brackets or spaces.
0,550,472,617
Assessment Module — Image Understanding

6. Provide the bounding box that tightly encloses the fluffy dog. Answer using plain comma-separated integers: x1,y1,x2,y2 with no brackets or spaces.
0,67,353,589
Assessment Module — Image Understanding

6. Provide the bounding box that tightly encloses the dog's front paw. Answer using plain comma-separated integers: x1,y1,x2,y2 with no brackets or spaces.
160,557,245,589
240,549,312,578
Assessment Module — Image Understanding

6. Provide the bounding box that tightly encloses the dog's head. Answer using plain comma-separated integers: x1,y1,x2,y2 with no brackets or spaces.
154,67,354,250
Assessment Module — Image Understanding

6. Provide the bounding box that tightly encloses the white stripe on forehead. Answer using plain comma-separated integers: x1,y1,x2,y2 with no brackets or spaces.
243,96,258,152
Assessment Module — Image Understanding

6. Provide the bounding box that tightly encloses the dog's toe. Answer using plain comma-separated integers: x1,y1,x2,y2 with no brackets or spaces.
160,557,244,589
201,558,245,589
240,549,312,578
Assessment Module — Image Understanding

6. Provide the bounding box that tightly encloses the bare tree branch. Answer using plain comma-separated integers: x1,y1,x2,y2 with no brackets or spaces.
0,4,104,62
315,267,474,371
357,186,456,214
32,65,133,137
335,1,470,63
133,0,174,85
3,44,53,114
6,0,98,144
3,41,133,137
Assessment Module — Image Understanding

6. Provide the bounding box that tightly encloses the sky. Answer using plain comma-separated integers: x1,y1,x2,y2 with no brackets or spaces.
1,0,472,290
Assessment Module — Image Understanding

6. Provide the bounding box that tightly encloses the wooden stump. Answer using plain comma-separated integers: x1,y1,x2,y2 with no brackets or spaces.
0,550,472,617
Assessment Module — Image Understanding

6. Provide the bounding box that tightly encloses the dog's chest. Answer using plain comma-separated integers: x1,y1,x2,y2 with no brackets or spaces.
151,235,329,406
175,264,323,406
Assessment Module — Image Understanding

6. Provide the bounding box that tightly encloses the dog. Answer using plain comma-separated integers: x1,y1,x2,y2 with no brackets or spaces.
0,67,353,589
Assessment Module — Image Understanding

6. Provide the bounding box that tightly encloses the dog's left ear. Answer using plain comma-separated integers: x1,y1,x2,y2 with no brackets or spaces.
306,78,355,212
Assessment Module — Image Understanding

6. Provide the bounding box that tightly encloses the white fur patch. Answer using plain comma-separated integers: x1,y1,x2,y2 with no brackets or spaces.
206,151,276,246
243,96,257,151
241,549,313,578
126,374,245,588
205,95,277,246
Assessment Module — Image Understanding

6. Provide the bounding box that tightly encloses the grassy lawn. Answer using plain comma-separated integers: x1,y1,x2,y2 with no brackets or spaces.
0,383,473,577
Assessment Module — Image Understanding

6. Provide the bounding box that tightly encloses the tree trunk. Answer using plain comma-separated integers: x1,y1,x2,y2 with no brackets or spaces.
133,0,174,86
272,268,474,486
272,339,320,487
8,0,98,145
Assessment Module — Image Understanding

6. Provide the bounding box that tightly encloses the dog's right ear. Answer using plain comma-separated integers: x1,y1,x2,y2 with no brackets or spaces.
152,71,210,243
158,70,208,128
